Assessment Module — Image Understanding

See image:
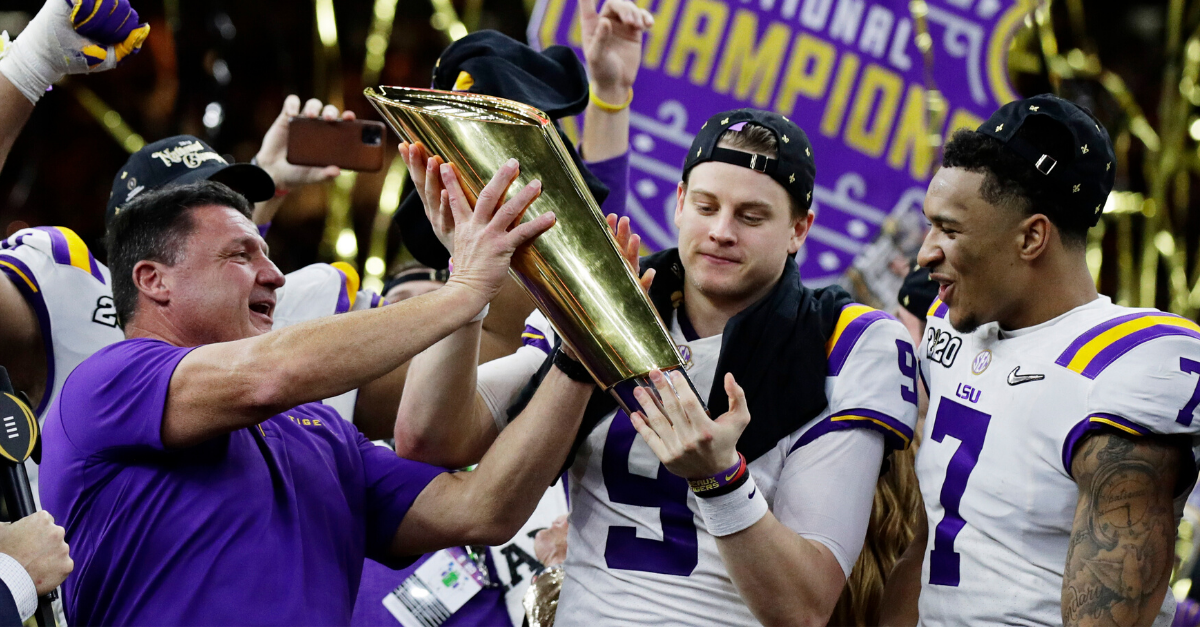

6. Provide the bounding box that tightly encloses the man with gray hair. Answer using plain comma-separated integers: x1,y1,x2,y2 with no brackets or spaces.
40,173,588,625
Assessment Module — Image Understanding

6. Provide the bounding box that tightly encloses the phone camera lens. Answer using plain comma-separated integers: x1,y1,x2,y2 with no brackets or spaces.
362,125,382,146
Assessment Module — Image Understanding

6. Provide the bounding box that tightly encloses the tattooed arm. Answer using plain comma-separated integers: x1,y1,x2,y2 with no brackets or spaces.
1062,432,1182,627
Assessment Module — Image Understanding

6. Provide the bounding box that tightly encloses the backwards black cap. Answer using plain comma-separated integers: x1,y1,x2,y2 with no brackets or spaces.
977,94,1115,228
107,135,275,225
395,30,608,269
683,108,816,211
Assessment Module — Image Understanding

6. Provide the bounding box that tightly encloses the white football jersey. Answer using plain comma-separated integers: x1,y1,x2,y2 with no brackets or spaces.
273,261,384,421
0,227,123,417
551,304,918,626
915,296,1200,626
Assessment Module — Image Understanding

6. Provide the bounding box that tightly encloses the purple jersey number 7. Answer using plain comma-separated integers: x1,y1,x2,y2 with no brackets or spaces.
928,398,992,587
1176,357,1200,426
601,411,698,576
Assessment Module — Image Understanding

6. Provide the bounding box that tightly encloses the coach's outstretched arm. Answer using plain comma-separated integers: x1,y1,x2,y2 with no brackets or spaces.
150,161,553,448
1062,432,1180,626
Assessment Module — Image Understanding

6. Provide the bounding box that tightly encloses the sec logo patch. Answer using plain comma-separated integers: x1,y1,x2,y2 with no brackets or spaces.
679,344,693,370
971,350,992,375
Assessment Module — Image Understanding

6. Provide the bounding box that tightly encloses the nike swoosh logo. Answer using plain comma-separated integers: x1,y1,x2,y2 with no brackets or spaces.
748,488,756,500
725,472,739,481
1007,366,1045,386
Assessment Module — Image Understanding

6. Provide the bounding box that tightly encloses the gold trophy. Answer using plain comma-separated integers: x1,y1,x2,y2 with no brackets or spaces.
365,86,695,413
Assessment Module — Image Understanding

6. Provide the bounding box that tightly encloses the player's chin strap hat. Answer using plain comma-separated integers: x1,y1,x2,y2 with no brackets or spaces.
682,108,817,212
977,93,1115,228
106,135,276,225
394,29,609,269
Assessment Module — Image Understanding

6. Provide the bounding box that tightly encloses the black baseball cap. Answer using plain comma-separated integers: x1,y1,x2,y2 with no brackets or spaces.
683,108,817,212
898,264,940,321
395,30,609,269
107,135,276,224
977,94,1115,228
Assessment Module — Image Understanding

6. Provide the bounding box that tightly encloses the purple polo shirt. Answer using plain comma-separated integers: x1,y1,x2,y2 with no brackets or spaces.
40,338,446,626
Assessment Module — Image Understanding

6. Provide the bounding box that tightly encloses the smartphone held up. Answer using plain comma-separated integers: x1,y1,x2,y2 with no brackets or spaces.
286,118,386,172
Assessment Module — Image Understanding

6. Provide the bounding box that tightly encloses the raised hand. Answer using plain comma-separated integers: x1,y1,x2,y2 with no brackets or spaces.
399,142,454,253
579,0,653,103
255,95,356,193
441,159,555,307
630,370,750,479
0,0,149,103
606,212,654,295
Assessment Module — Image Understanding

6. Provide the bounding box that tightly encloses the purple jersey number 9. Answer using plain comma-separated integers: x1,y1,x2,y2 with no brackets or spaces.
928,398,992,587
602,411,699,576
897,339,919,405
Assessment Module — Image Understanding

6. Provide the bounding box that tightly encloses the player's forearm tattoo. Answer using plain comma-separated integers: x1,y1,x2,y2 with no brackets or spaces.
1062,433,1181,627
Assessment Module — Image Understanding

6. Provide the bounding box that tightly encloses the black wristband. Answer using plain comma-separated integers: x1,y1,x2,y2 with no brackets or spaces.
553,348,593,384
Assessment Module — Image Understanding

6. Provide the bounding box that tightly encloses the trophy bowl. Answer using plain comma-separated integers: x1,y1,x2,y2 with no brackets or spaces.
366,86,694,414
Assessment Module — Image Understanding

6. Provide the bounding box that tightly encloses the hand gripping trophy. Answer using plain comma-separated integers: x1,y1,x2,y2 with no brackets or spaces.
366,86,701,415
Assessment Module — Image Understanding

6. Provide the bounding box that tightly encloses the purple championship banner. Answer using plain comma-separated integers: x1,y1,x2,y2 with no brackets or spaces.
529,0,1034,285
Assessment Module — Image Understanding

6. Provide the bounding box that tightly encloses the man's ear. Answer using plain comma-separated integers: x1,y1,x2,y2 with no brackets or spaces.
674,182,686,228
788,211,814,255
1017,213,1053,261
131,260,171,306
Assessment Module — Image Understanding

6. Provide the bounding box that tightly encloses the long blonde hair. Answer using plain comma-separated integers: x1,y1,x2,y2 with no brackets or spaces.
827,445,922,626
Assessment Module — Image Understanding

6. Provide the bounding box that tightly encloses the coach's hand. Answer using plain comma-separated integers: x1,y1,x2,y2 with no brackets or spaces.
399,142,455,253
441,159,554,309
0,511,72,595
631,370,749,479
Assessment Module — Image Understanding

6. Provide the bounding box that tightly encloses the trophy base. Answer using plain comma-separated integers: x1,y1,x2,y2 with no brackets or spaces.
607,367,709,419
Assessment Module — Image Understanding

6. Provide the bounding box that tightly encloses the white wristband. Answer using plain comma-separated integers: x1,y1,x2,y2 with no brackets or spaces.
470,303,490,323
695,472,768,537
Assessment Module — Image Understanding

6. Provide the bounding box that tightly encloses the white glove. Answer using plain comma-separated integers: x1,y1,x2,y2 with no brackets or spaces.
0,0,149,103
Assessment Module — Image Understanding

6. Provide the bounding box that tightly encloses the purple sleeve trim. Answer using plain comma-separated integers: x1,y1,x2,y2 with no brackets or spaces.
0,254,55,416
1061,413,1152,478
521,325,552,354
257,222,271,238
828,310,893,376
789,408,913,454
584,151,630,219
